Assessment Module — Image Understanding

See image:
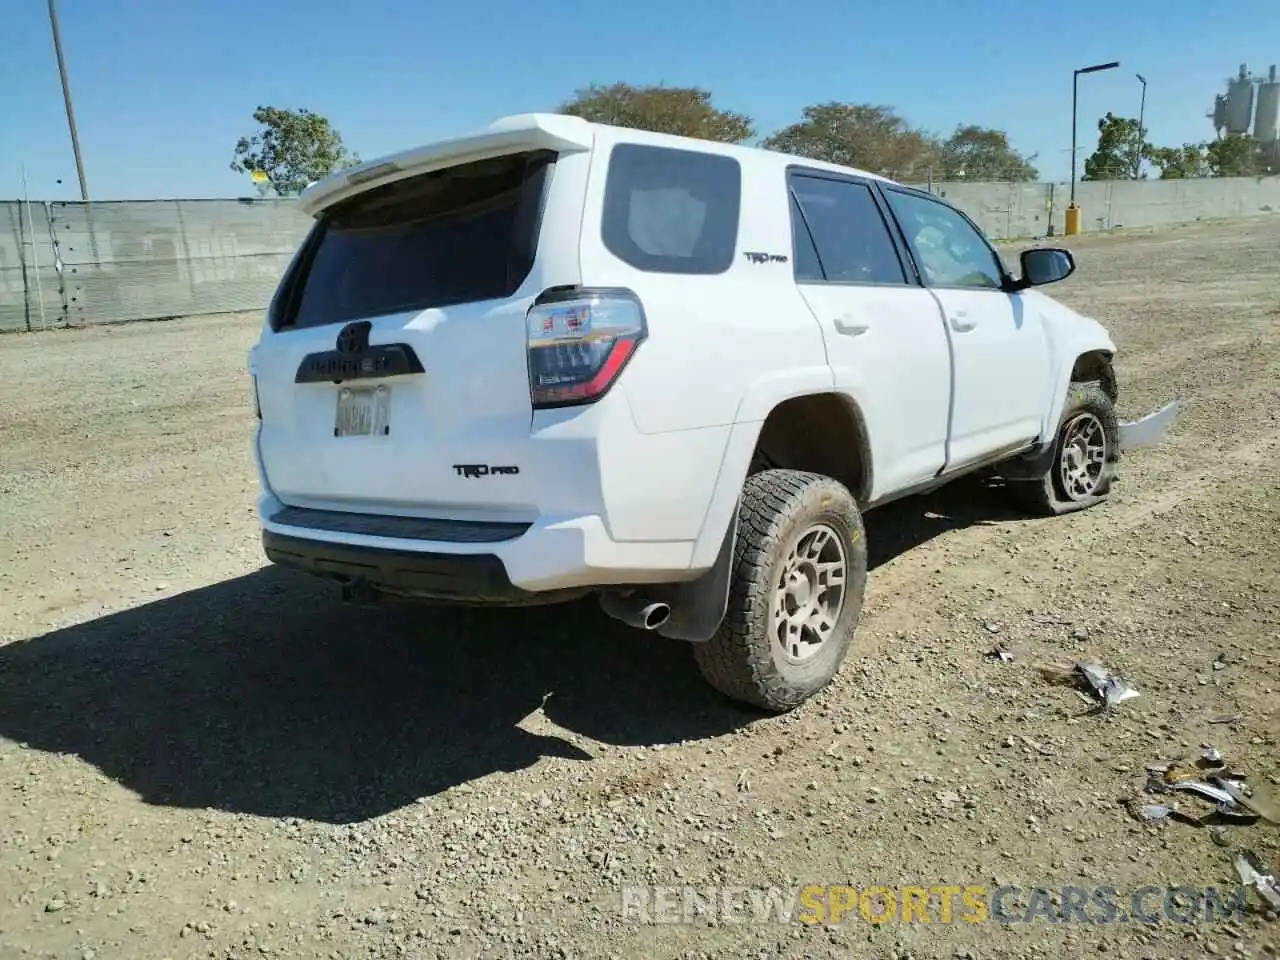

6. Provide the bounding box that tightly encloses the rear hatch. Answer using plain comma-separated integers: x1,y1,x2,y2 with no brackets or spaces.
252,117,593,521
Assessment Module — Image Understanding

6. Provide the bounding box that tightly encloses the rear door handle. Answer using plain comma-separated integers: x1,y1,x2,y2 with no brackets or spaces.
949,313,978,332
834,318,870,337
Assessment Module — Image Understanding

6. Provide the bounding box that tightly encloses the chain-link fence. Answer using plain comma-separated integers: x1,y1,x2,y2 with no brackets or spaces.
3,175,1280,333
0,198,312,333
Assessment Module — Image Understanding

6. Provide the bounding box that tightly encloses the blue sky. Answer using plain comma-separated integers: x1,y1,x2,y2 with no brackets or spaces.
3,0,1277,200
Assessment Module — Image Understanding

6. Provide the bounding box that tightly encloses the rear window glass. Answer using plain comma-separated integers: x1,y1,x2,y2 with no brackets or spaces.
790,175,907,285
601,144,740,275
275,151,554,330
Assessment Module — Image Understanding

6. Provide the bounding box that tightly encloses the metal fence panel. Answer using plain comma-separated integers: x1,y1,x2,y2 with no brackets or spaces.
3,178,1279,333
0,198,313,332
0,200,59,333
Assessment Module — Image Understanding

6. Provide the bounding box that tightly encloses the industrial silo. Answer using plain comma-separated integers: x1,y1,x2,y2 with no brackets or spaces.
1211,94,1228,134
1225,63,1256,135
1254,65,1280,144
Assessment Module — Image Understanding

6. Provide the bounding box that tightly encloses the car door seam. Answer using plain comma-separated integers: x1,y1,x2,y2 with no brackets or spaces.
924,287,958,476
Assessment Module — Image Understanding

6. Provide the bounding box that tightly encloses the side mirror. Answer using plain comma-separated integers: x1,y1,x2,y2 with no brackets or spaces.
1017,248,1075,288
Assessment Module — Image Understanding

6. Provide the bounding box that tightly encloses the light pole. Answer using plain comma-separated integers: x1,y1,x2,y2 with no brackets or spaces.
1069,60,1120,234
47,0,89,201
1134,74,1148,179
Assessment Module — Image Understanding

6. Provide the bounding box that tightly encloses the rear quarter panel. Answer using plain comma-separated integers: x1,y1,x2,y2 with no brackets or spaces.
576,131,830,436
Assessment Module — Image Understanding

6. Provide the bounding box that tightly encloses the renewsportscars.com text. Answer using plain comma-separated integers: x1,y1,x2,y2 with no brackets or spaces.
620,884,1249,926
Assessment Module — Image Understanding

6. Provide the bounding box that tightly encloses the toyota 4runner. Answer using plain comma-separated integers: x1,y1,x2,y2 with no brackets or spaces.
247,113,1178,712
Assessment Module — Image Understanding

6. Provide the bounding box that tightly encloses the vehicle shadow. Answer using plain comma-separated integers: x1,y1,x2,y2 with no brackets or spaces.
0,474,1025,825
0,569,758,824
864,472,1026,570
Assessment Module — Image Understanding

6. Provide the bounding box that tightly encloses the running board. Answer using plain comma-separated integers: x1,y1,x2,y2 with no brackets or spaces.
1117,399,1179,453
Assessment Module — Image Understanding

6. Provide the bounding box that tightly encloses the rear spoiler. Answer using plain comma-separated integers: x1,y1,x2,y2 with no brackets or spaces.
298,113,596,217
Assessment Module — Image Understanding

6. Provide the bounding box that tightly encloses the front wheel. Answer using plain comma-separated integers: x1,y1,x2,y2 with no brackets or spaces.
692,469,868,713
1005,381,1119,516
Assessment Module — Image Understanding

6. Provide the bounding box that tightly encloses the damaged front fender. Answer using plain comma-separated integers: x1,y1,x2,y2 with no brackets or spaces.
1117,399,1180,453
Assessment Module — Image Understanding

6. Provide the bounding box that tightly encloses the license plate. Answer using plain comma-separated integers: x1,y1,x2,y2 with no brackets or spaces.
334,386,391,437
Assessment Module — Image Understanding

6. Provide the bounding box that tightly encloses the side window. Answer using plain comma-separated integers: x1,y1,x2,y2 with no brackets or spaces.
789,193,823,282
601,144,741,275
788,175,906,285
884,190,1004,290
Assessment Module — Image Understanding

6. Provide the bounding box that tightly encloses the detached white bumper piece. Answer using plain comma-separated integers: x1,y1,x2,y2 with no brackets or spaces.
1117,399,1179,453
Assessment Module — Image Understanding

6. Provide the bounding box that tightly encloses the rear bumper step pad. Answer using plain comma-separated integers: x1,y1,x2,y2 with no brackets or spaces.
262,531,530,603
269,506,530,543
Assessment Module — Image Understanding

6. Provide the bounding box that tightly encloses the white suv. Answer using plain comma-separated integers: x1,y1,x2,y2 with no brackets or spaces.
248,113,1177,712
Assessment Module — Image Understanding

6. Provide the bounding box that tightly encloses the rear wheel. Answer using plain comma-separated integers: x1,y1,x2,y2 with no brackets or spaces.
693,469,868,712
1006,381,1118,516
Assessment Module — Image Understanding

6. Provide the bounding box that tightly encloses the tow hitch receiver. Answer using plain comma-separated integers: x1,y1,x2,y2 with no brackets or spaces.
1118,399,1179,453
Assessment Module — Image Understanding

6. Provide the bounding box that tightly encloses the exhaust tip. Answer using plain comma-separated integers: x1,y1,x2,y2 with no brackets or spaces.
599,592,672,631
641,602,671,630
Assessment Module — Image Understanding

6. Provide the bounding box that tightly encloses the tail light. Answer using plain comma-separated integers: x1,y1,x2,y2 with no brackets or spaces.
526,288,646,409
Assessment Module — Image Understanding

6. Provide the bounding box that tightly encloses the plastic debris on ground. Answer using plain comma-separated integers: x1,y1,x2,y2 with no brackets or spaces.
1036,660,1139,708
1216,777,1280,824
1135,748,1278,828
1124,797,1174,823
1234,850,1280,912
1168,779,1236,807
1077,661,1140,706
986,644,1015,664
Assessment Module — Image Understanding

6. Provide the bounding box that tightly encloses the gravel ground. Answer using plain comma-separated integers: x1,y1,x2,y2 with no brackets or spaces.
1,218,1278,960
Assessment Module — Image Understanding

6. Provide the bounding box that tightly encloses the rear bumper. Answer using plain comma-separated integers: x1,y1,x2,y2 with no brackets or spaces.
263,531,551,604
258,495,697,596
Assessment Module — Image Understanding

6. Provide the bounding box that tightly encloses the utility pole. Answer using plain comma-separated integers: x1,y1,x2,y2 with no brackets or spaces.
1135,74,1148,179
48,0,89,201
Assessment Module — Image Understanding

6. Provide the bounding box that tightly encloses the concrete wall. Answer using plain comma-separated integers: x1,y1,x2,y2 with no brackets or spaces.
925,181,1054,243
926,176,1280,242
1053,177,1280,234
3,177,1279,332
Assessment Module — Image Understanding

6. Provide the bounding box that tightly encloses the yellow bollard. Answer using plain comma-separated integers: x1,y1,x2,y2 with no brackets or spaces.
1064,204,1082,236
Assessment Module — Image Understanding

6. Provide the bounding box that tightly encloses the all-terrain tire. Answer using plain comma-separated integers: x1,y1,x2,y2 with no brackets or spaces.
1006,381,1119,517
692,469,868,713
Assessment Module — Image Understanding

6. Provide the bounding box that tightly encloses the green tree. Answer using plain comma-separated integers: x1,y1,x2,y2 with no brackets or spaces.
1148,143,1209,179
1260,140,1280,175
936,124,1038,181
231,107,359,196
1082,113,1148,181
1205,134,1263,177
763,103,939,180
558,83,754,143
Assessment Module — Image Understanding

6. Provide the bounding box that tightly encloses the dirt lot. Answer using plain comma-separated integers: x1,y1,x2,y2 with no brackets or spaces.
2,217,1278,960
